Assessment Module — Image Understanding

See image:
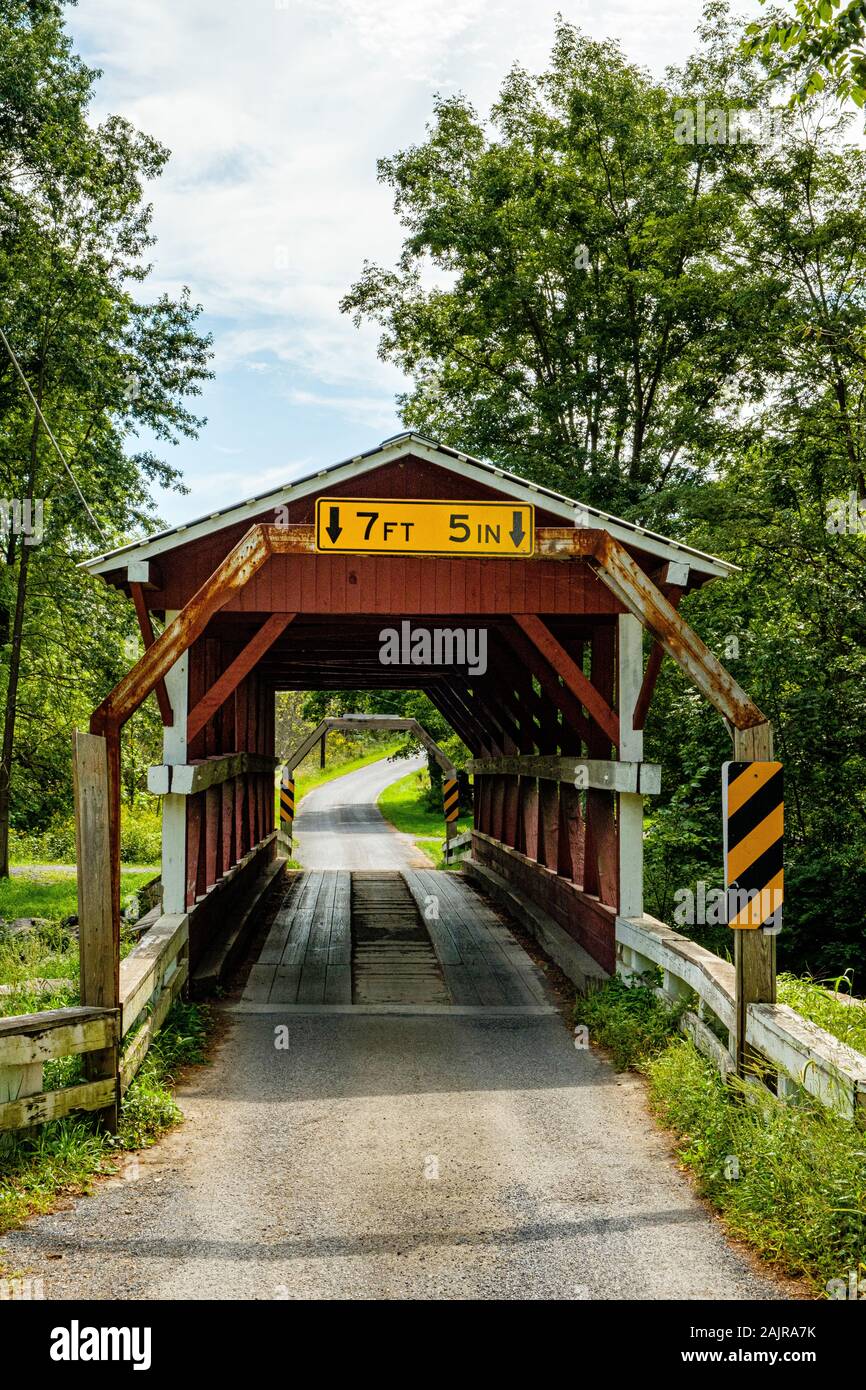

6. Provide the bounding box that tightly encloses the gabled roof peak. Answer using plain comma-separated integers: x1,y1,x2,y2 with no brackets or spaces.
81,432,736,580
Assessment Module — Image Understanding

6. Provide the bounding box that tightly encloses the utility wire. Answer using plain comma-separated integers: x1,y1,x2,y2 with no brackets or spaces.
0,325,108,542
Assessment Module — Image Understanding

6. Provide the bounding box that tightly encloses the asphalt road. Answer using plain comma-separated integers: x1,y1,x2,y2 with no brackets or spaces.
292,753,429,870
1,757,788,1301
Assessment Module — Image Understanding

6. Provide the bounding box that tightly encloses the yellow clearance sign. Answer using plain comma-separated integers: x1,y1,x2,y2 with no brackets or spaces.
315,498,535,557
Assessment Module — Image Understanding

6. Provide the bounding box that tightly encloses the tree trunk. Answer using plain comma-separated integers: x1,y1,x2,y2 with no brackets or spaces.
0,406,40,877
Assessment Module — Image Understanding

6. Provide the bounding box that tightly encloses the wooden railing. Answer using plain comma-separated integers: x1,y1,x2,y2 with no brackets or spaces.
0,909,189,1134
618,913,866,1121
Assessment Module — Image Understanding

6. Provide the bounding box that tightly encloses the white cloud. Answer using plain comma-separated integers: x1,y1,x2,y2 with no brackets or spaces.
68,0,761,496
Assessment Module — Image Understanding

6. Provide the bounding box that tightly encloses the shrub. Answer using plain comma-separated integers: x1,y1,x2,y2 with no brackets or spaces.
573,973,687,1070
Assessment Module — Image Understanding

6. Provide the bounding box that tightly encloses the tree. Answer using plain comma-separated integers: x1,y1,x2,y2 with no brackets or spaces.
744,0,866,110
341,12,783,514
0,1,212,872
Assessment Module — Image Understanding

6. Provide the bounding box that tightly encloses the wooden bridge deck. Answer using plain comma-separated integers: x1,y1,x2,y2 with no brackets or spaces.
240,868,552,1008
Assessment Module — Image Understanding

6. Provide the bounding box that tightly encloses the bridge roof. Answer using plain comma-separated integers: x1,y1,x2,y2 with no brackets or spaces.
82,431,736,583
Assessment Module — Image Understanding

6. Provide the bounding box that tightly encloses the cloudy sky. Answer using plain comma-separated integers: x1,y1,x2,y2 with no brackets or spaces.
68,0,761,528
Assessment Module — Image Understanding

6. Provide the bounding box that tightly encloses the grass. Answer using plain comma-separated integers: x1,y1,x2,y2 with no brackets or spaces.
0,870,159,1018
575,972,866,1295
294,739,405,802
0,869,155,927
573,971,688,1070
0,1001,212,1244
377,768,471,868
647,1041,866,1294
777,971,866,1055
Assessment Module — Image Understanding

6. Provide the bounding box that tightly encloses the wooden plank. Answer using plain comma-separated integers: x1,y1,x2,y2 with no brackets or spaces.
278,872,326,966
514,616,620,747
244,962,279,1003
328,872,352,965
129,582,173,726
0,1010,117,1068
589,533,766,730
681,1009,735,1080
538,779,559,869
186,614,295,743
520,778,540,862
92,522,274,734
467,756,660,794
632,585,685,731
746,1002,866,1118
74,731,117,1013
558,782,584,883
119,958,188,1094
425,869,545,1005
323,963,352,1004
73,729,119,1127
615,915,735,1031
0,1078,117,1133
120,913,189,1035
498,623,592,745
163,752,279,795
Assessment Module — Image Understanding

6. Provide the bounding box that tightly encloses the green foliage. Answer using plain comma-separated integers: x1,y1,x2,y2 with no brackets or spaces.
647,1038,866,1291
116,1001,210,1149
778,970,866,1051
0,0,212,865
377,768,471,868
744,0,866,110
573,973,687,1069
341,4,866,982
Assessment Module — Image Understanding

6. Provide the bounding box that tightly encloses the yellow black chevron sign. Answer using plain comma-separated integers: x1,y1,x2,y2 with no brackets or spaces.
280,776,295,825
443,778,459,823
722,761,783,930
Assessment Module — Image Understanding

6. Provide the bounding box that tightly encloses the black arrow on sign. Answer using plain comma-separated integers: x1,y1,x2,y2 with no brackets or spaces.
509,511,525,548
325,506,342,544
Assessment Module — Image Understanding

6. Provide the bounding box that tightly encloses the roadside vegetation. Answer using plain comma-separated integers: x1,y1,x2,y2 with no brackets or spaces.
575,973,866,1295
0,1001,212,1243
294,737,405,802
378,768,471,868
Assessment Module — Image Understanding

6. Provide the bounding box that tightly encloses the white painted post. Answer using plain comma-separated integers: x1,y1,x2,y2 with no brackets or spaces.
617,613,644,919
161,611,188,914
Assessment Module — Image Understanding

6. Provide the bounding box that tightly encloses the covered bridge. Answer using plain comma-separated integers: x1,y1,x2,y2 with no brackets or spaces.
72,431,775,1122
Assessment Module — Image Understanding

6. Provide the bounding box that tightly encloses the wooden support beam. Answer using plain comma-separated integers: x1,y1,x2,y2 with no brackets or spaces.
632,585,685,732
467,755,660,792
186,614,294,744
72,730,119,1131
617,612,644,919
129,583,173,727
498,624,592,747
92,523,273,737
588,533,766,729
514,615,620,747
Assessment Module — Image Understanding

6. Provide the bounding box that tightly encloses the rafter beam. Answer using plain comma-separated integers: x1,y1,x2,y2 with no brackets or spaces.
514,615,620,748
186,614,295,744
587,533,766,730
632,584,685,731
129,583,173,727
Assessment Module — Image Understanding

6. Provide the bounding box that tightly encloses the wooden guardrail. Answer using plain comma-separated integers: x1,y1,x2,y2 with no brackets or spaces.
0,910,189,1134
618,913,866,1121
442,829,472,863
